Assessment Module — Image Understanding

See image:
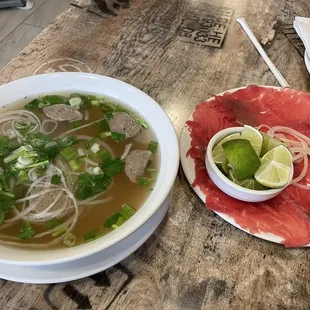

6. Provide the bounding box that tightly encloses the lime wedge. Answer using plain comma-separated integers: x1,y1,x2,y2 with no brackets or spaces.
212,133,240,174
254,145,293,188
240,125,263,156
260,133,283,156
222,139,261,180
228,169,266,190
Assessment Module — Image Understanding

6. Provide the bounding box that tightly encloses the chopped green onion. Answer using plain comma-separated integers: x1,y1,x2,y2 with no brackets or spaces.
52,226,68,237
0,190,15,199
136,117,149,129
17,171,29,183
111,224,119,229
19,222,36,240
15,160,49,170
100,119,110,132
4,146,27,163
44,218,62,230
99,132,111,140
85,231,108,243
69,159,80,171
69,97,82,108
63,233,76,247
60,146,77,161
91,100,101,106
148,141,158,154
83,228,99,242
105,111,114,120
104,212,121,228
120,204,136,220
137,177,154,187
115,216,125,227
147,168,157,172
22,151,38,159
111,132,125,142
72,120,82,128
51,174,61,184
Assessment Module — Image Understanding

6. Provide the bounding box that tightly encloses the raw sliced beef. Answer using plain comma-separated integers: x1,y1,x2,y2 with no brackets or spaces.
186,85,310,247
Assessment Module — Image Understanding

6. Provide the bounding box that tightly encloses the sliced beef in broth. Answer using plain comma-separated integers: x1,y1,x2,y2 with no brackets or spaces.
108,112,141,139
43,104,83,121
125,150,152,183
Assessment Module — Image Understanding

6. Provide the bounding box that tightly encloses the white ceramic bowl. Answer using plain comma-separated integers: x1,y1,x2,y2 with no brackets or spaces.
205,127,293,202
0,72,179,266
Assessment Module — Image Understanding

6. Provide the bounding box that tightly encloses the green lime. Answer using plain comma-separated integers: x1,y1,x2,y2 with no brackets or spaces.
222,139,261,180
260,133,283,156
212,133,240,175
254,145,293,188
240,125,263,156
228,169,266,190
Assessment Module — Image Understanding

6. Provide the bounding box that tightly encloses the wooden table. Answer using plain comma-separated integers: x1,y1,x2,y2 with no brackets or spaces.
0,0,310,309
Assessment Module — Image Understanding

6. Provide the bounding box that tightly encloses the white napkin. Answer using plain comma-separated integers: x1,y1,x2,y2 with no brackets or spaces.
293,17,310,58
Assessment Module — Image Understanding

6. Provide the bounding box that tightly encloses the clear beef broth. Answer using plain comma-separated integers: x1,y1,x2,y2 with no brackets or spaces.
0,95,159,249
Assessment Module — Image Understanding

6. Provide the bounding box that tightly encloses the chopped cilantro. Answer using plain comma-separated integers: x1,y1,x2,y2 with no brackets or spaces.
0,196,15,224
25,95,65,109
44,218,62,230
111,132,125,142
99,119,110,132
105,111,114,120
74,173,112,200
19,222,36,240
137,177,154,187
51,174,61,185
57,136,78,148
148,141,158,154
0,137,18,157
100,158,124,177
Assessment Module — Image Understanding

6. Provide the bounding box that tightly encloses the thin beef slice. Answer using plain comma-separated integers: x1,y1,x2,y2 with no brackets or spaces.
125,150,152,183
108,112,141,139
43,104,83,121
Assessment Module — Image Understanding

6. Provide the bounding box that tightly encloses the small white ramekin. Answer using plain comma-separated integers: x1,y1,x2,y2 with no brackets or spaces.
205,127,293,202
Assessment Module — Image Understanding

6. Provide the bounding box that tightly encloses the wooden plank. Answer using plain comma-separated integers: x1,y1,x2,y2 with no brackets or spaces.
0,23,42,70
0,0,46,42
24,0,72,28
0,1,309,309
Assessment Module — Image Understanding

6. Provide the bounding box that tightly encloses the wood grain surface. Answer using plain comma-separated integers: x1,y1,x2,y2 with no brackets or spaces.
0,0,310,309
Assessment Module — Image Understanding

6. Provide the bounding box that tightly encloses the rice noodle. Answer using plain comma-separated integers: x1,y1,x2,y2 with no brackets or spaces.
121,143,132,160
56,118,105,138
84,110,89,121
0,110,41,139
42,119,58,135
79,196,113,206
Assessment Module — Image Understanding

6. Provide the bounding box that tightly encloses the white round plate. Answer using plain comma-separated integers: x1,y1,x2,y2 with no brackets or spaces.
305,51,310,74
180,86,309,246
0,192,171,284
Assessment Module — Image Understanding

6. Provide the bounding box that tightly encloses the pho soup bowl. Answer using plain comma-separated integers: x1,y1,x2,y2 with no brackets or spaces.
0,72,179,266
205,127,293,202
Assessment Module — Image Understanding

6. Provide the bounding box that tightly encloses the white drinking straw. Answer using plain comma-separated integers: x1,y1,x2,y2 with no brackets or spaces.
236,18,290,87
